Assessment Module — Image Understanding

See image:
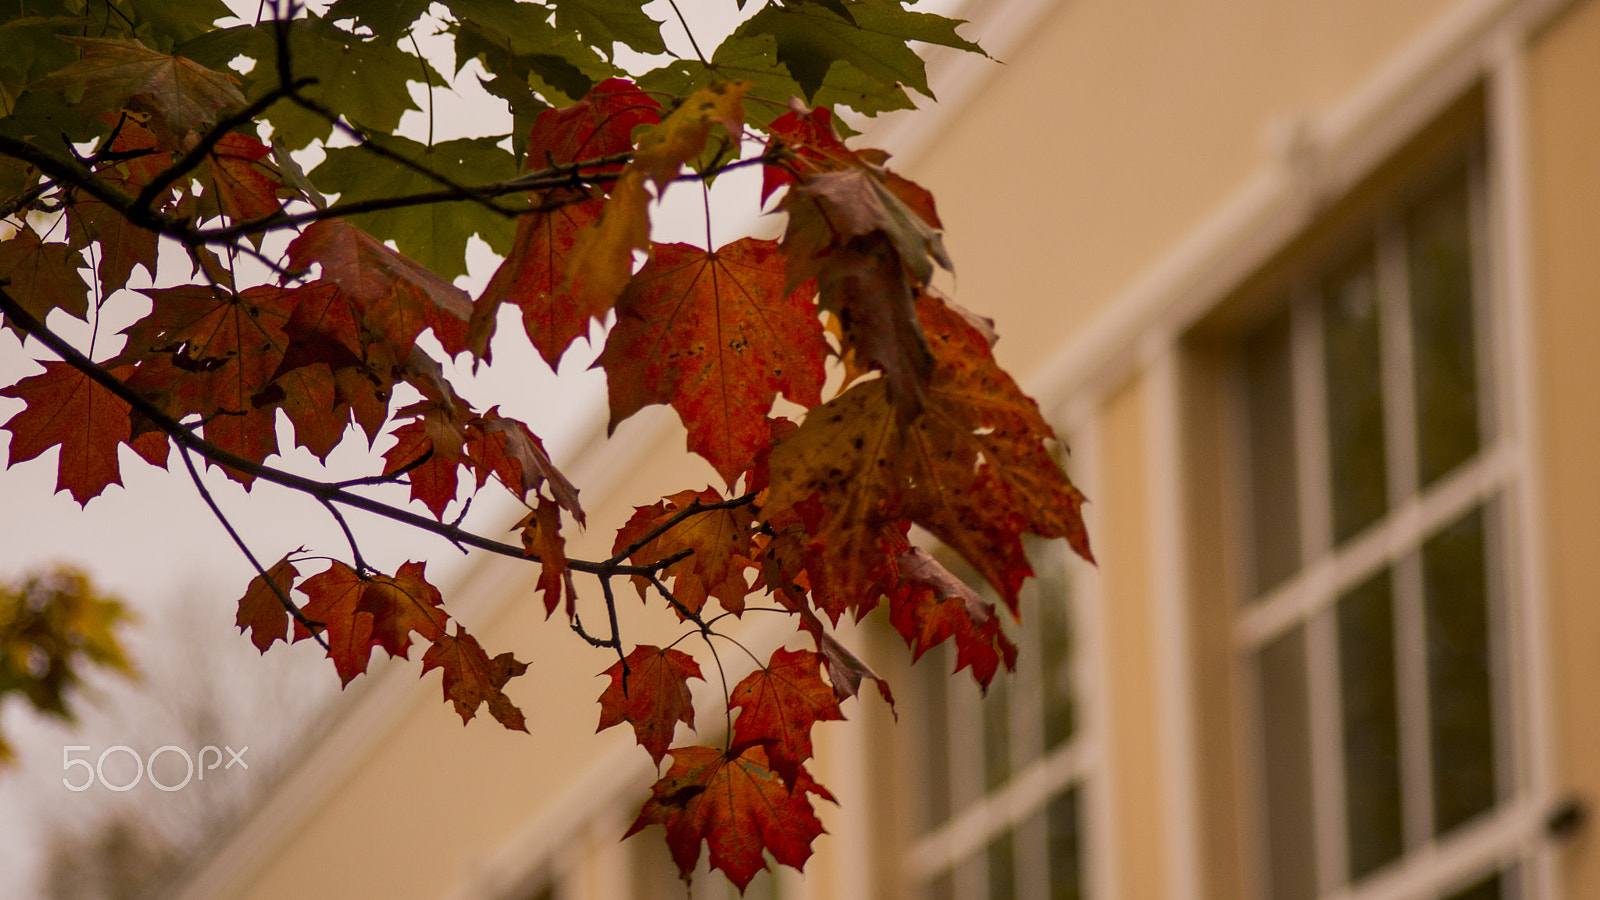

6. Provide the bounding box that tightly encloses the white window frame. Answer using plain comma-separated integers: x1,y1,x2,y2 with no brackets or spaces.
1229,150,1544,900
900,423,1109,900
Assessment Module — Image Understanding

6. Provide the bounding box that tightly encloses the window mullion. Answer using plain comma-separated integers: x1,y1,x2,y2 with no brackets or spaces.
1392,553,1434,849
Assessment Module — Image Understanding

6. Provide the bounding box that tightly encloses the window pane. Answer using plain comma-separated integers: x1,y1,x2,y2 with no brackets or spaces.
1408,173,1481,488
1039,579,1075,752
984,669,1012,791
1338,569,1404,879
1442,871,1503,900
1245,308,1302,593
924,871,955,900
918,645,952,830
987,829,1017,900
1324,250,1389,544
1047,787,1084,900
1424,506,1497,834
1258,626,1318,900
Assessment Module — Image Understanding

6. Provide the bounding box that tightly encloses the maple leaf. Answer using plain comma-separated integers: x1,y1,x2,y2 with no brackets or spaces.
0,226,89,337
597,239,825,485
357,560,449,658
612,489,755,616
471,78,660,367
65,118,166,294
627,744,833,891
815,631,895,711
596,645,703,765
513,496,576,618
1,361,166,505
285,218,472,358
292,560,380,686
564,81,750,312
781,167,952,420
31,37,246,138
234,553,299,653
467,407,584,521
268,361,347,461
203,131,282,224
421,625,530,731
729,647,844,786
888,547,1018,690
381,397,473,520
763,293,1091,621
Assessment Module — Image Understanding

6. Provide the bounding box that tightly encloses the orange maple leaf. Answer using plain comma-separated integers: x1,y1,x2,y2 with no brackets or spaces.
597,239,824,485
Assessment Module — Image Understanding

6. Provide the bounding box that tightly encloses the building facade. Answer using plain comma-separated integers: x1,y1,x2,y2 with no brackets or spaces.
173,0,1600,897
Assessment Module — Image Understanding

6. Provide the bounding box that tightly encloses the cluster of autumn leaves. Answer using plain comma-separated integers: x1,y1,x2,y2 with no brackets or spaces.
0,40,1091,890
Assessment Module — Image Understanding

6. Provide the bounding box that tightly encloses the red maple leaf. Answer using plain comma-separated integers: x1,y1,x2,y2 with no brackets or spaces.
471,78,661,367
596,239,825,485
381,397,473,520
888,547,1018,690
293,560,380,686
1,362,167,504
66,118,166,293
234,553,299,653
286,218,472,358
204,131,282,223
467,407,583,521
728,647,844,786
421,625,530,731
627,744,833,891
596,645,703,765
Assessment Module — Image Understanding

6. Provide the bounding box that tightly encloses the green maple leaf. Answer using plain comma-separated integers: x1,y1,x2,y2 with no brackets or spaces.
734,0,985,103
548,0,666,57
178,17,443,150
326,0,435,44
310,133,517,281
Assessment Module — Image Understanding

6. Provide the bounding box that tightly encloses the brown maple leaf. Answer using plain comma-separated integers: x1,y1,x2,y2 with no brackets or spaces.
597,239,825,486
888,547,1018,690
234,554,299,653
596,645,703,765
0,226,89,338
467,407,584,522
356,560,449,658
626,744,833,891
421,625,530,731
380,397,474,520
513,496,576,618
292,560,380,686
32,37,246,139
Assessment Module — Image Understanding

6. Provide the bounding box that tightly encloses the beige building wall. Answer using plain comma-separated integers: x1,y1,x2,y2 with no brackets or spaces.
172,0,1600,898
1527,0,1600,892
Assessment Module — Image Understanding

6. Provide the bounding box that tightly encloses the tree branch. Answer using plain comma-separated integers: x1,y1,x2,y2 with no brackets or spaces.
0,287,726,580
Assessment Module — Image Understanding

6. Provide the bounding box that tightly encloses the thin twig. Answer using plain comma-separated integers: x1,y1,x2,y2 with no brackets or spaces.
177,440,329,650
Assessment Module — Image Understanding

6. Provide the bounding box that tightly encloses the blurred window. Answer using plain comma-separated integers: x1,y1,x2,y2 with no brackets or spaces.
1237,160,1527,899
